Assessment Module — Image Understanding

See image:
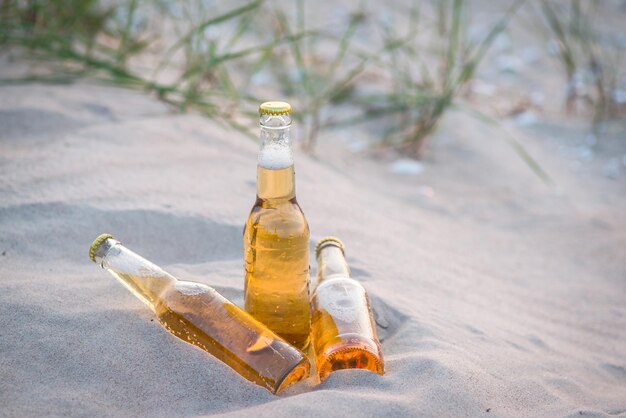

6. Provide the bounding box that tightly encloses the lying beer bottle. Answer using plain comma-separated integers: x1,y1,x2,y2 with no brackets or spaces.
311,237,384,382
244,101,311,350
89,234,310,394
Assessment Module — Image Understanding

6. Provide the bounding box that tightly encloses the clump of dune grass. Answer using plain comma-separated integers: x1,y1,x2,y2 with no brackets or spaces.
0,0,522,150
351,0,523,156
536,0,625,137
0,0,307,133
0,0,548,181
318,0,549,181
259,0,522,156
262,1,374,151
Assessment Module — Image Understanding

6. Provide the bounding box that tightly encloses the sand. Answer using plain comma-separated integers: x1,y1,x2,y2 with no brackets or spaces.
1,37,626,418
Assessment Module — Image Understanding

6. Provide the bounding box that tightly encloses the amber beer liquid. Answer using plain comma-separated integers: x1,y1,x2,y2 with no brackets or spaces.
89,234,310,394
311,237,384,381
244,101,311,350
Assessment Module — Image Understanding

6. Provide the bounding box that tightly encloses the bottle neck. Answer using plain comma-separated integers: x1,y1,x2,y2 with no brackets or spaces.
257,165,295,201
317,245,351,283
257,113,295,201
94,238,176,312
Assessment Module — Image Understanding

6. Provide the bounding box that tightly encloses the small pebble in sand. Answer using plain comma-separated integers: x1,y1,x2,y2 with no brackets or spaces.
250,70,272,86
569,160,582,172
529,90,545,106
496,54,524,74
584,134,598,147
389,159,425,176
547,39,561,56
493,33,511,51
603,158,621,179
514,111,538,127
349,140,367,153
521,47,541,64
416,185,435,198
576,147,594,162
561,145,594,162
471,80,497,97
612,89,626,104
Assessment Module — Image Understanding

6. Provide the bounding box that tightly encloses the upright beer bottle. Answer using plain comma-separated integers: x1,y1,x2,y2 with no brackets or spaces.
89,234,310,394
244,101,311,350
311,237,384,382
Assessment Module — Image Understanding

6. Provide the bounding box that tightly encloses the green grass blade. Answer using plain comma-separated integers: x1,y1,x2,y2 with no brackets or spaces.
155,0,262,75
456,103,552,184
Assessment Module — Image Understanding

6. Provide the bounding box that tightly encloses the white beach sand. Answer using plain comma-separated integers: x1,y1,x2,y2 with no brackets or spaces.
1,61,625,416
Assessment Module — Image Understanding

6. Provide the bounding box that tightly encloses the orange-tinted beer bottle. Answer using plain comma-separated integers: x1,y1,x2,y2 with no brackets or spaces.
311,237,384,382
89,234,310,394
243,101,311,350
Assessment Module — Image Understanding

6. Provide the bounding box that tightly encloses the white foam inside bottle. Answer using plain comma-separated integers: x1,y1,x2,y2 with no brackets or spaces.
258,114,293,170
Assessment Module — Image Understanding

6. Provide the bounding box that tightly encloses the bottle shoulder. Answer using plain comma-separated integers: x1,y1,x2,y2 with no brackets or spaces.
246,200,309,234
160,280,218,301
314,276,363,293
251,197,306,214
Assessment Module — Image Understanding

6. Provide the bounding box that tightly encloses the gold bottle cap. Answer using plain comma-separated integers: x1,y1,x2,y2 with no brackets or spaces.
89,233,114,262
259,101,292,116
315,236,345,257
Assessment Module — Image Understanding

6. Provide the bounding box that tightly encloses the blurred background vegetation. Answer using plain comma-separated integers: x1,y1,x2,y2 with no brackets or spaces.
1,0,624,167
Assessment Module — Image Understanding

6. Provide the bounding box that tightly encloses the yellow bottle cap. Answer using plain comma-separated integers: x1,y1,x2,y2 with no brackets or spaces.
315,236,345,257
89,233,114,262
259,101,292,116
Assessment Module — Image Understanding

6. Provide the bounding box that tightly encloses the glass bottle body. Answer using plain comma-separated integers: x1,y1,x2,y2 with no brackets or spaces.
243,112,311,350
311,240,384,381
91,236,309,394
